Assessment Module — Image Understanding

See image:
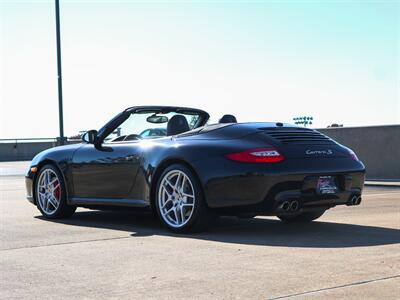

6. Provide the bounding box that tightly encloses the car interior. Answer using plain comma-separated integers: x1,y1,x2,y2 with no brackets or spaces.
108,113,237,142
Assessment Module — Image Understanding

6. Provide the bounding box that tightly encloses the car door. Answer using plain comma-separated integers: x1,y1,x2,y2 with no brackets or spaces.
71,141,142,199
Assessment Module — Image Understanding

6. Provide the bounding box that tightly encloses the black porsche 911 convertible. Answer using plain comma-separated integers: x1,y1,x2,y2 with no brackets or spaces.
26,106,365,232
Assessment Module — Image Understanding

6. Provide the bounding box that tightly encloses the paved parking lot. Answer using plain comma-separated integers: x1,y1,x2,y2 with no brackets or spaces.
1,173,399,299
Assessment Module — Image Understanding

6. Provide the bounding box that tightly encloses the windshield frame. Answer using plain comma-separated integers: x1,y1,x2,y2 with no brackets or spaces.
97,106,210,143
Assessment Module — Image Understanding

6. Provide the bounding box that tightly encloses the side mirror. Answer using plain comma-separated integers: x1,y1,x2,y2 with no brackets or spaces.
82,130,98,144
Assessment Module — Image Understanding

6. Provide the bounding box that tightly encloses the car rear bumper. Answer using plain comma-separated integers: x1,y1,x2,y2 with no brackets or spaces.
193,157,365,214
208,171,364,214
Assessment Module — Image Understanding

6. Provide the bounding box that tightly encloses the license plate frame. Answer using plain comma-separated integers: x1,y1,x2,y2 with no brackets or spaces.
317,176,338,194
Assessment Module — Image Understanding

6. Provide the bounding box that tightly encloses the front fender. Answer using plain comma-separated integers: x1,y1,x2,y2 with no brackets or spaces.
26,144,83,203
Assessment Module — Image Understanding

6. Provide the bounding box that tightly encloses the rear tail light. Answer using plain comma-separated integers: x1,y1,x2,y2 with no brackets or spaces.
225,147,285,163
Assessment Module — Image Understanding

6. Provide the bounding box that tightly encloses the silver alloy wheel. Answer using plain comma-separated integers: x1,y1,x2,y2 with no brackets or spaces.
36,168,61,215
158,170,195,228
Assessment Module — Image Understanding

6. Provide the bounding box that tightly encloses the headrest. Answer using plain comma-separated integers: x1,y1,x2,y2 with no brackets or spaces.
167,115,190,136
219,114,237,123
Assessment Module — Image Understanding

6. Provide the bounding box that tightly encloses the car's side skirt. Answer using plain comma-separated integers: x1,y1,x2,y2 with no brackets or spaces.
70,197,148,207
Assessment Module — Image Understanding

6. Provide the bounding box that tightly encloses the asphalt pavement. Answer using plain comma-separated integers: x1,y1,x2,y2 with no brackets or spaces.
0,166,399,299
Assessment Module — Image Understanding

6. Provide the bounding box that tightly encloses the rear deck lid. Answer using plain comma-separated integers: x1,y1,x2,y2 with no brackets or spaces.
259,127,350,159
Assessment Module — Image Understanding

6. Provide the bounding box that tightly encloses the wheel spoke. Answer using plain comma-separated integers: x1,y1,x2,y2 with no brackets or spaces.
46,170,51,185
180,176,186,191
161,198,172,210
52,194,60,204
182,192,194,199
38,193,45,207
47,195,57,208
163,206,174,217
50,190,60,202
173,207,179,224
163,187,172,198
45,197,50,211
174,173,181,189
180,205,185,223
164,179,174,189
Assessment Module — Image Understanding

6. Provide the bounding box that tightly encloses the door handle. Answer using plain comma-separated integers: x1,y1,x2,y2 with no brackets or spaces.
125,155,137,161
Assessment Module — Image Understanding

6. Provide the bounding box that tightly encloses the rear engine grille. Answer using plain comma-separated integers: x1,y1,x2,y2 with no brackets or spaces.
263,128,335,145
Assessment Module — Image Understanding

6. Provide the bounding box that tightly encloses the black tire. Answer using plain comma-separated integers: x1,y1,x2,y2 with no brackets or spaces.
277,210,325,223
155,164,214,233
35,164,76,219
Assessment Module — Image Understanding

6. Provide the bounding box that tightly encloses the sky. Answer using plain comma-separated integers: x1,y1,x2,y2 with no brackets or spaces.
0,0,399,138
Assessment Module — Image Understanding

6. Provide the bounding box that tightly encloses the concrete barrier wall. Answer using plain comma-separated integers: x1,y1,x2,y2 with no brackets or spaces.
0,142,56,161
319,125,400,180
0,141,79,162
0,125,399,180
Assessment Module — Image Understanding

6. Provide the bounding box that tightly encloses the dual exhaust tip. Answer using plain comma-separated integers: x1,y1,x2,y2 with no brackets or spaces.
347,195,362,206
280,194,362,211
281,200,300,212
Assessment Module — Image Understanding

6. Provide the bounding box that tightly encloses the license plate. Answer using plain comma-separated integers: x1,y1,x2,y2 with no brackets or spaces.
317,176,338,194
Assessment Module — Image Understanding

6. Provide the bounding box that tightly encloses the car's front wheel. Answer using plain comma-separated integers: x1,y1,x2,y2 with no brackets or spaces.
35,164,76,219
155,164,212,233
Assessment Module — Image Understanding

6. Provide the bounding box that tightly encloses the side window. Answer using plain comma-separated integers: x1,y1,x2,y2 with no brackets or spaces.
104,113,139,143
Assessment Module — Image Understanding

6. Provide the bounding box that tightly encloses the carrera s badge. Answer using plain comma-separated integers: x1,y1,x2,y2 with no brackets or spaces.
305,149,333,155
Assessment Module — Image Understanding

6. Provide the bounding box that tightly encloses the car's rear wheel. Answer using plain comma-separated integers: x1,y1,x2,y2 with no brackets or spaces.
35,164,76,219
277,210,325,223
155,164,212,233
